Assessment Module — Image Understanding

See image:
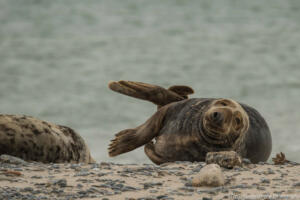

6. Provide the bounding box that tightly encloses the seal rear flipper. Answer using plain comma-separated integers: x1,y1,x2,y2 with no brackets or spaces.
168,85,194,99
108,105,169,157
144,141,166,165
108,80,187,107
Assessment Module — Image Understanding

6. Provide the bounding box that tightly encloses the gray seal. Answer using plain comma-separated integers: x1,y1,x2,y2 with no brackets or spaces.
108,81,272,164
0,115,94,163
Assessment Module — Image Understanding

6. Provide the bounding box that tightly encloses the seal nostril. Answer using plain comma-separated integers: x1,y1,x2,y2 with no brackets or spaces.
212,112,220,120
212,112,224,124
210,112,225,127
235,117,241,125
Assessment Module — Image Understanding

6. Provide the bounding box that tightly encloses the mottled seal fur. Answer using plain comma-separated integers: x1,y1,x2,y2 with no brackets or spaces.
108,81,272,164
0,115,94,163
206,151,242,169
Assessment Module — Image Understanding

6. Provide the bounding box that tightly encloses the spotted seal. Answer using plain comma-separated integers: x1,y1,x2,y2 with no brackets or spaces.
0,115,94,163
108,81,272,164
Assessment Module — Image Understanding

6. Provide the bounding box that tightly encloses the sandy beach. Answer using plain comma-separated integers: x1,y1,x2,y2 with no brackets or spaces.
0,155,299,200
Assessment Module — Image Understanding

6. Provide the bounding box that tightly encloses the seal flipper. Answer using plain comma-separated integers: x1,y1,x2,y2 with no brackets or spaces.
144,141,165,165
168,85,194,99
108,80,193,107
108,105,169,157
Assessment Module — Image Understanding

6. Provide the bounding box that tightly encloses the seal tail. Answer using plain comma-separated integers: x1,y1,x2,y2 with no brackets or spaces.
108,105,169,157
108,80,193,107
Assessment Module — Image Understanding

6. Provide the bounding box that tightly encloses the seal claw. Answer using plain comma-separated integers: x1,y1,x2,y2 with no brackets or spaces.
108,129,139,157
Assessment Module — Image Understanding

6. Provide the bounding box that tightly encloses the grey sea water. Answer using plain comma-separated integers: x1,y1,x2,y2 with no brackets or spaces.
0,0,299,163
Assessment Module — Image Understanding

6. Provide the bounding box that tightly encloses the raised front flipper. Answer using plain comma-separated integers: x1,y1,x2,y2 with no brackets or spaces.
108,80,193,107
108,105,169,157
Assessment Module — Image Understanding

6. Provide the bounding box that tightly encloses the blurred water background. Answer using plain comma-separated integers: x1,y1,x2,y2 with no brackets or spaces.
0,0,299,163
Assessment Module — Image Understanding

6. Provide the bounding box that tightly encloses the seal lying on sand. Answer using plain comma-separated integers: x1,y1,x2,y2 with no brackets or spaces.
0,115,94,163
108,81,272,164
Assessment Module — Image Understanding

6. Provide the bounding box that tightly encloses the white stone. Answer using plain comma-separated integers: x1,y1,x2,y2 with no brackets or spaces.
192,164,225,187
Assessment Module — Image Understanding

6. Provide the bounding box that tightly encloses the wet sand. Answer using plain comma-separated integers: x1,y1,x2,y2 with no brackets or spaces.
0,155,300,200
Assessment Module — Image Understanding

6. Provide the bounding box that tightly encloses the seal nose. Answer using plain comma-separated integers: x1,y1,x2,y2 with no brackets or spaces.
211,112,224,125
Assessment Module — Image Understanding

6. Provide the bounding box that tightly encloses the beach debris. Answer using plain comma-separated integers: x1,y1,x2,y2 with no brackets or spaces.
272,152,300,165
192,164,225,187
205,151,242,169
272,152,288,165
2,170,22,176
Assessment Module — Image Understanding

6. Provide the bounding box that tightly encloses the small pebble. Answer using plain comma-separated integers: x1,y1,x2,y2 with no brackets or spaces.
54,179,67,187
293,182,300,187
75,171,90,176
242,158,252,164
157,195,169,199
0,155,28,165
261,178,270,184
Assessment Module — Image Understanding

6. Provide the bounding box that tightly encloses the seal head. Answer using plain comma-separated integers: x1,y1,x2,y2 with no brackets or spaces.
202,99,249,147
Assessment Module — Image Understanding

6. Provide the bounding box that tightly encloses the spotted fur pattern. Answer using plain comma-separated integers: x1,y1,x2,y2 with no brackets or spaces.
0,115,94,163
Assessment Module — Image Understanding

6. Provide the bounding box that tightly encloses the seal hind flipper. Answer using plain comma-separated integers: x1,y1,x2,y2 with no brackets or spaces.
144,141,166,165
108,80,190,107
108,105,169,157
168,85,194,99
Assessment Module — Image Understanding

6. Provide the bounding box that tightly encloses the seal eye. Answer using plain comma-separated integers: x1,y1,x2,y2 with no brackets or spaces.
220,102,227,106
